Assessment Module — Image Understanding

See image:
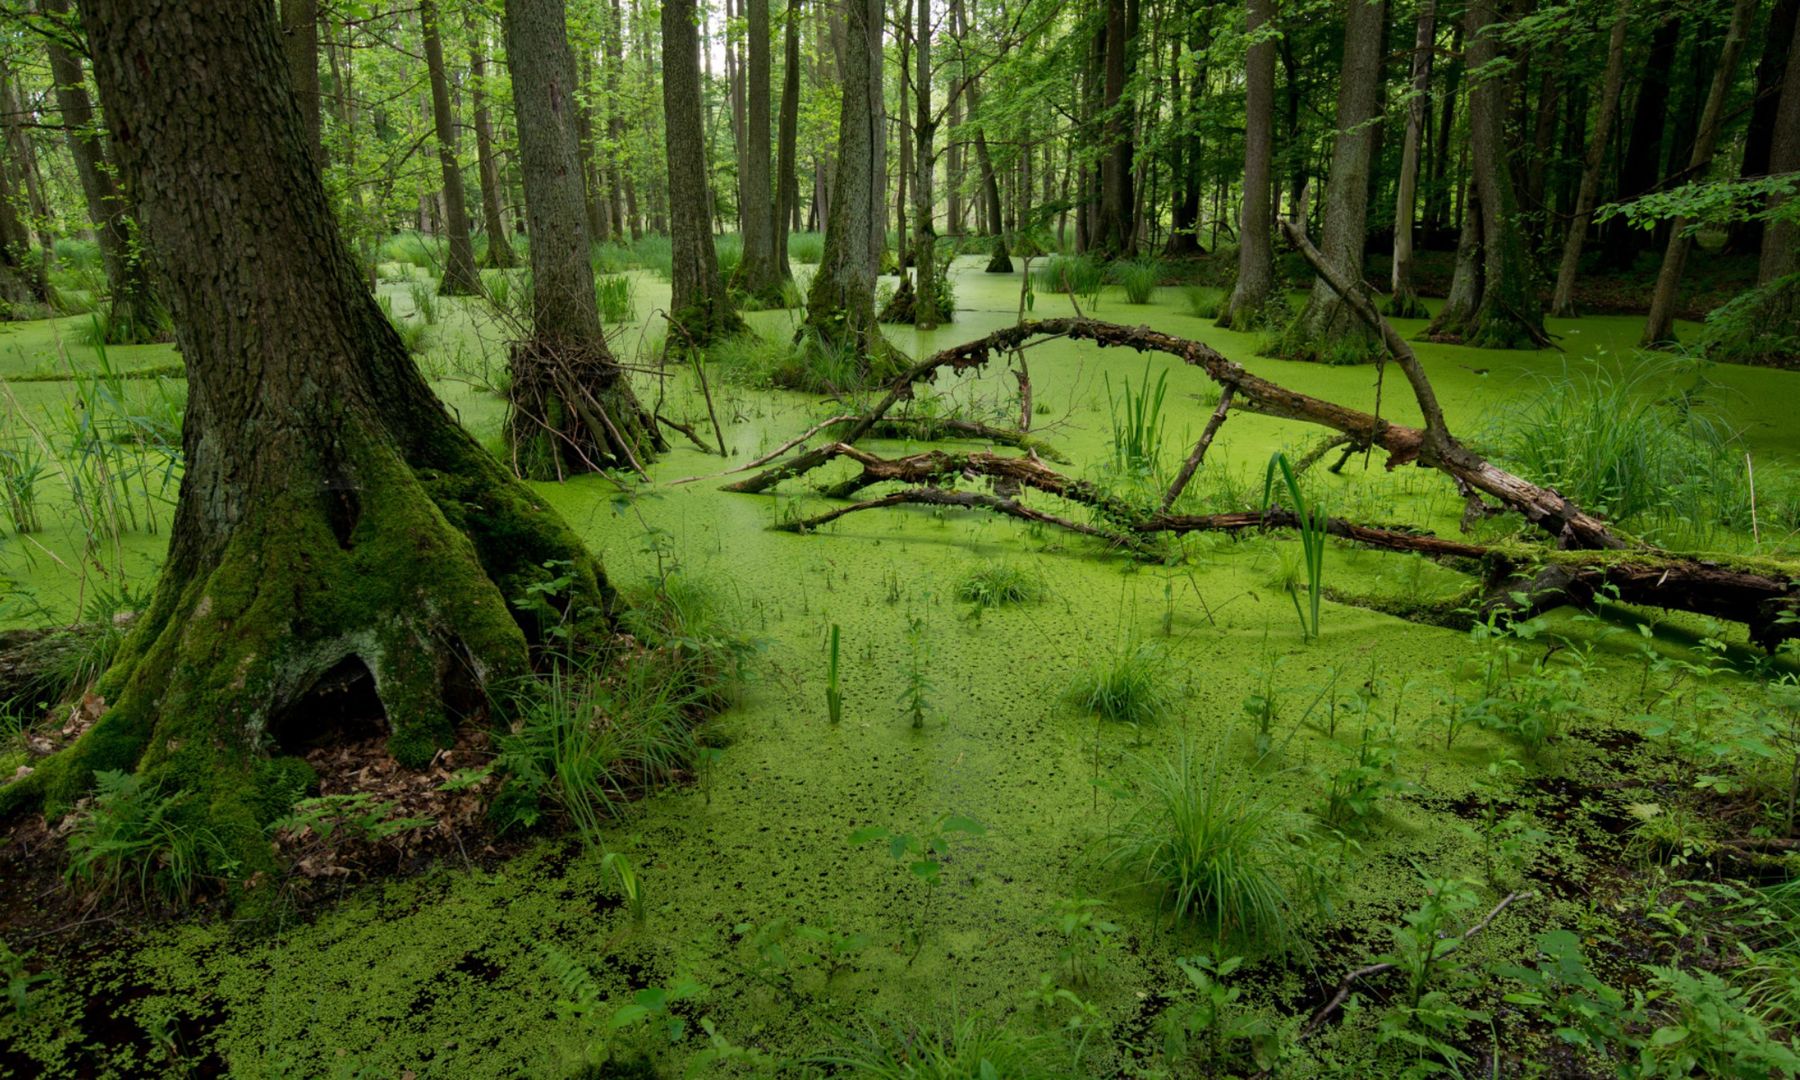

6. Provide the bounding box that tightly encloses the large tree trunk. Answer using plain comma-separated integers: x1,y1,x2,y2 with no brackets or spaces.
505,0,661,477
0,0,617,880
801,0,887,363
1549,0,1629,318
664,0,745,346
281,0,322,167
911,0,943,328
1386,1,1435,318
738,0,786,302
1277,0,1385,363
1641,0,1758,346
422,1,481,295
1729,0,1799,254
468,15,517,270
775,0,802,280
1219,0,1275,329
43,0,164,344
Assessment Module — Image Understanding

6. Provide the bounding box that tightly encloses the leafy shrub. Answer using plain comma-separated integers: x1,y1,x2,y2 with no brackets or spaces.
1065,642,1175,726
1638,965,1800,1078
1107,741,1296,946
955,561,1047,608
64,770,225,905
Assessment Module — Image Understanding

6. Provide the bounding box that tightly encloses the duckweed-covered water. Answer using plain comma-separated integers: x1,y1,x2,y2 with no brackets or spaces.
2,258,1796,1076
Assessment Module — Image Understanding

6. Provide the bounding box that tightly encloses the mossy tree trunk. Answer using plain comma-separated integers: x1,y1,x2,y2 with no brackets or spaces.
802,0,887,361
422,0,482,296
664,0,747,347
1385,1,1434,319
504,0,662,478
1275,0,1385,363
0,0,618,875
43,0,165,344
1219,0,1276,329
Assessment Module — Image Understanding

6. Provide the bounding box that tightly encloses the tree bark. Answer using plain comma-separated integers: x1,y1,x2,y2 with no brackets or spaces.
422,1,481,295
1604,14,1680,269
0,0,619,878
1729,0,1798,253
1642,0,1758,346
468,15,517,269
43,0,164,343
1549,0,1629,318
911,0,942,327
1760,8,1800,287
1279,0,1385,362
505,0,661,476
1220,0,1276,328
801,0,887,363
1387,1,1435,318
664,0,745,345
1097,0,1135,255
775,0,802,279
281,0,322,167
739,0,785,301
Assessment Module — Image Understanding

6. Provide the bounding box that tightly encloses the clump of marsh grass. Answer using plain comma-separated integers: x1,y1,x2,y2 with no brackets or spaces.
1183,285,1224,319
955,561,1048,608
787,231,825,264
594,273,635,324
1111,257,1162,304
1031,254,1104,302
407,279,440,325
1108,740,1297,946
1065,641,1175,725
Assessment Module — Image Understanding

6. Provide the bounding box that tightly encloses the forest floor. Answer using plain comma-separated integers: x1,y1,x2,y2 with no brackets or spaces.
1,255,1797,1077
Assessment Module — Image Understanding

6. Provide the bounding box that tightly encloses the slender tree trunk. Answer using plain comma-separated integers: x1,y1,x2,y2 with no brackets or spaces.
1730,0,1798,253
1220,0,1275,329
1387,1,1435,318
1457,0,1545,349
775,0,802,280
1097,0,1135,254
739,0,785,300
469,16,517,269
802,0,887,363
1642,0,1758,345
606,0,629,239
281,0,322,167
664,0,745,345
1279,0,1386,362
911,0,942,326
0,74,52,305
1427,181,1482,336
1760,10,1800,288
1550,0,1629,317
576,51,608,245
1423,20,1462,239
422,1,481,294
7,0,617,878
1604,14,1680,269
505,0,661,475
43,0,164,343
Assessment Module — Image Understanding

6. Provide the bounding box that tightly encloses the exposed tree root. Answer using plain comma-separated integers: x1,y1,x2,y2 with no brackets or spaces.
504,340,664,481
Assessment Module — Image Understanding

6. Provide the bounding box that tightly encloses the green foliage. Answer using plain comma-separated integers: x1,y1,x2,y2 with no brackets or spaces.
1107,741,1295,946
0,939,46,1021
1698,274,1800,367
1494,930,1638,1062
377,293,430,354
1044,898,1121,987
822,1011,1063,1078
0,437,45,534
1374,876,1493,1074
1152,954,1291,1074
406,279,439,325
1498,357,1752,541
1463,617,1592,757
1637,965,1800,1078
826,622,843,724
900,613,933,729
787,231,825,264
1261,452,1326,640
1064,641,1175,726
1111,258,1162,304
270,793,434,843
1317,726,1408,834
955,561,1047,608
64,770,227,906
850,813,986,960
1182,285,1224,319
1031,254,1104,303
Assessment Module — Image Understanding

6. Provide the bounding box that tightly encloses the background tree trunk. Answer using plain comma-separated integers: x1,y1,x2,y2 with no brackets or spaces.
422,1,481,295
775,0,802,279
802,0,886,362
1279,0,1385,362
1097,0,1134,254
43,0,164,343
1220,0,1275,329
664,0,745,345
505,0,661,476
5,0,616,872
739,0,786,300
469,16,517,269
1760,8,1800,288
1387,0,1434,318
1641,0,1758,346
912,0,942,327
1549,0,1629,318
